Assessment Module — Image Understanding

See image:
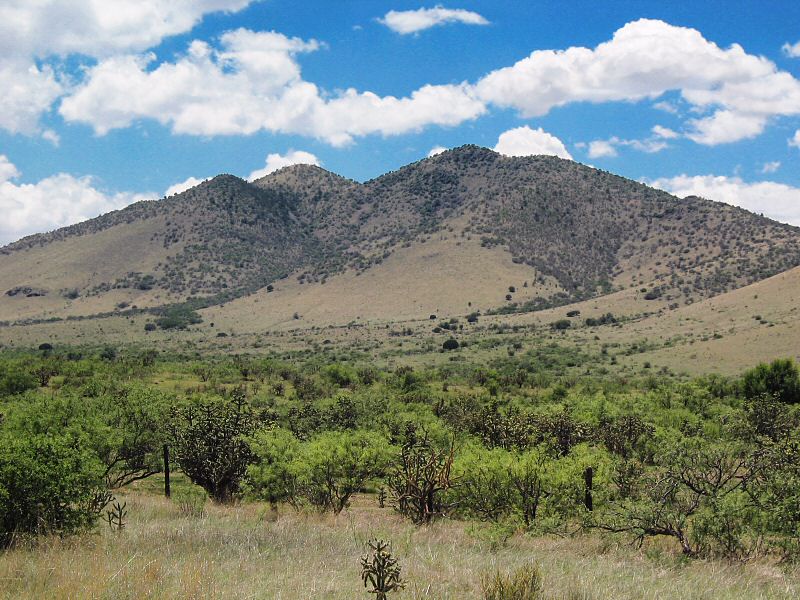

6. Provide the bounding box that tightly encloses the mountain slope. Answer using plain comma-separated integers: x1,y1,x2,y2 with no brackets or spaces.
2,145,800,325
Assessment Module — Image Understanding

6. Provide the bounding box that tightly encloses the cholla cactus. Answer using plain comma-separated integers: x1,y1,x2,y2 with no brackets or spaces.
104,500,127,532
360,539,405,599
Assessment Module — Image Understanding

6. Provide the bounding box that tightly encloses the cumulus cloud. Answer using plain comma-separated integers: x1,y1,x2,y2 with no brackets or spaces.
164,176,208,197
586,133,669,158
248,150,320,180
59,29,486,144
652,125,679,139
783,41,800,58
761,161,781,174
651,174,800,226
476,19,800,145
379,6,489,35
0,1,255,136
587,140,618,158
0,0,254,59
494,126,572,159
0,155,152,245
427,146,448,157
791,130,800,148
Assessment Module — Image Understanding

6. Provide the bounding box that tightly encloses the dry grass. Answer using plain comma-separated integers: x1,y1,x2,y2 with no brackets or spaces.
1,491,798,600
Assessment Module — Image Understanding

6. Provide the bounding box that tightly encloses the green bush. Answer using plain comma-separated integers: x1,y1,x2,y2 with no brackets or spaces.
741,358,800,404
0,433,108,546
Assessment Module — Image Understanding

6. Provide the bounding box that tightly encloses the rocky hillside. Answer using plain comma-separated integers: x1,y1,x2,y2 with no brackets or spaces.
2,145,800,323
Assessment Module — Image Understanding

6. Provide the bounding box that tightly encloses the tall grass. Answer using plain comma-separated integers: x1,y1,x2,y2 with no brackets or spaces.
1,491,798,599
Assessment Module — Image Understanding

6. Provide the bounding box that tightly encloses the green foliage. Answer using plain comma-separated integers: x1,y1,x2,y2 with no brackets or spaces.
0,365,37,396
294,430,393,514
155,305,203,330
246,427,302,508
0,433,108,546
741,358,800,404
170,389,266,502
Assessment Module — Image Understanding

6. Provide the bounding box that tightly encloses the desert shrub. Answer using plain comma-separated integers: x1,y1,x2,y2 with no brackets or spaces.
0,433,108,546
0,366,37,396
361,539,405,599
480,563,543,600
551,319,571,331
170,389,266,502
741,358,800,404
388,432,455,523
155,305,203,330
294,430,393,514
246,427,302,509
443,338,459,351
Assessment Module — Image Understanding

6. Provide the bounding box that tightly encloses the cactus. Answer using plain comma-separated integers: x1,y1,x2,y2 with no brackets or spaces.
360,539,405,599
104,500,127,532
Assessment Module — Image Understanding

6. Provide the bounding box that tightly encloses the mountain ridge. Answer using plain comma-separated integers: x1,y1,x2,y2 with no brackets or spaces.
2,145,800,326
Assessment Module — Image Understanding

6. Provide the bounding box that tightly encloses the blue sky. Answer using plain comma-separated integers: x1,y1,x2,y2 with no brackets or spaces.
1,0,799,243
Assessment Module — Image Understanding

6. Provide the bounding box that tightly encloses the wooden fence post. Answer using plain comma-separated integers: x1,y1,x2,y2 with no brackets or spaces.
164,444,171,499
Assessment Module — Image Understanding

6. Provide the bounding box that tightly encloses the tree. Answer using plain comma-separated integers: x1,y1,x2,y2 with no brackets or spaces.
246,427,302,509
388,433,455,523
442,338,459,351
741,358,800,404
170,389,266,503
0,433,108,546
295,430,392,514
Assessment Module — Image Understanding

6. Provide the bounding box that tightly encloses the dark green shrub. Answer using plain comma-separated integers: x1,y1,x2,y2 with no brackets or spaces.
0,434,108,546
443,338,459,351
742,358,800,404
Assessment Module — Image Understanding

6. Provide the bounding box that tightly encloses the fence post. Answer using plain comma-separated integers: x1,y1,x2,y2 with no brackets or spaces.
164,444,171,499
583,466,593,511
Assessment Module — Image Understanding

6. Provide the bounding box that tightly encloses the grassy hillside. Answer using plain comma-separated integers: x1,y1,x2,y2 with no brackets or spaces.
2,146,800,329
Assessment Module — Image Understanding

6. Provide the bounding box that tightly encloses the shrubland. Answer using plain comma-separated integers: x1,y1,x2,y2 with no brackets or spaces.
1,345,800,597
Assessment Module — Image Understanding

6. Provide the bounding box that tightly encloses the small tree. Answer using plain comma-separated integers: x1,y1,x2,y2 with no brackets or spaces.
170,389,264,503
295,430,392,514
388,433,455,523
246,427,302,510
0,434,108,546
442,338,459,351
742,358,800,404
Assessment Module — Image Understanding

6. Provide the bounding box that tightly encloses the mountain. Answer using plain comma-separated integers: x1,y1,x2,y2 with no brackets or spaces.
2,145,800,326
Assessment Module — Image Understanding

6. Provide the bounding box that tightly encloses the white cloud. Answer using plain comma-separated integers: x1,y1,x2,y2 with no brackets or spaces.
0,1,256,136
761,161,781,174
164,176,208,197
587,140,618,158
59,29,486,144
653,100,678,114
651,174,800,226
0,61,62,135
586,134,668,158
494,126,572,159
248,150,320,180
686,110,766,145
0,155,20,181
652,125,679,139
427,146,448,157
379,6,489,35
791,130,800,148
0,155,152,245
783,41,800,58
0,0,254,59
476,19,800,145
